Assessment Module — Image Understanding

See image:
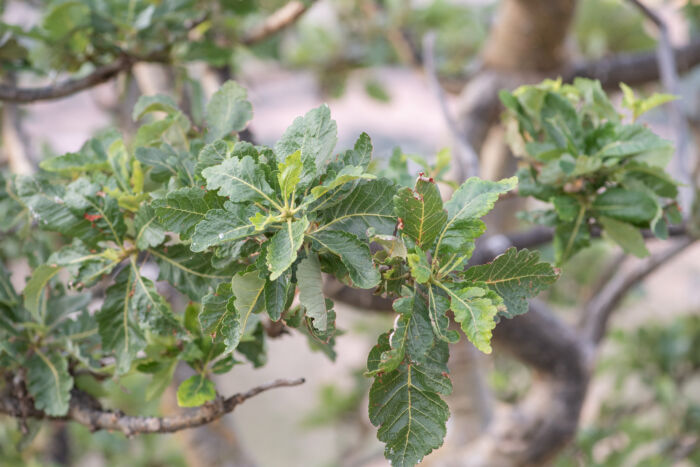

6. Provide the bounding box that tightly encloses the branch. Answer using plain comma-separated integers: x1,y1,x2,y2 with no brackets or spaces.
0,52,169,104
241,1,315,46
422,31,479,180
564,37,700,89
0,378,305,436
580,237,696,344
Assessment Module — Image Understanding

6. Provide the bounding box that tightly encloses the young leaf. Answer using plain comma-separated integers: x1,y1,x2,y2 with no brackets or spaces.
274,105,338,182
394,177,446,248
277,150,303,201
461,248,558,318
307,230,380,289
441,284,502,354
26,351,73,416
297,254,327,331
177,374,217,407
267,217,309,280
427,285,460,343
407,247,431,284
205,81,253,141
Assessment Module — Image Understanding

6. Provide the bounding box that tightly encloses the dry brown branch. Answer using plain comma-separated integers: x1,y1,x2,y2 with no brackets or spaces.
241,1,316,46
0,378,304,436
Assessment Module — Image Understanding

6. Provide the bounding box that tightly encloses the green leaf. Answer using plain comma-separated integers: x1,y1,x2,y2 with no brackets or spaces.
195,139,231,176
15,176,99,244
23,265,60,322
310,166,374,198
592,187,658,225
599,216,650,258
274,105,338,183
315,178,397,238
596,124,673,159
150,245,232,301
190,201,258,252
230,271,265,352
39,150,109,174
427,285,460,343
264,274,290,321
134,204,166,250
407,248,431,284
202,156,277,206
177,374,216,407
367,290,435,376
96,268,147,374
153,187,223,240
26,351,73,416
205,81,253,142
267,217,309,280
135,145,195,185
554,217,591,264
368,333,451,466
200,283,237,343
461,248,558,318
443,176,517,222
434,218,485,265
277,150,303,201
132,94,180,121
442,284,502,354
552,195,581,222
308,230,380,289
47,239,120,288
297,254,327,331
394,177,447,248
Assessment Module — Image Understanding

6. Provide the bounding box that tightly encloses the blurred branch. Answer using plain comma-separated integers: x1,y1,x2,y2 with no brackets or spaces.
580,237,696,344
627,0,691,209
564,37,700,89
0,378,305,436
0,52,170,104
241,1,316,46
422,32,479,180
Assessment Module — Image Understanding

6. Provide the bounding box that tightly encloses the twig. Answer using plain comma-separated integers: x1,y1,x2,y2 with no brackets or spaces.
628,0,692,210
580,237,696,344
0,378,305,436
241,1,315,46
422,32,480,180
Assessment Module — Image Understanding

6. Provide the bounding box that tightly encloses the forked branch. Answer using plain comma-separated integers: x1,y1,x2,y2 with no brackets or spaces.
0,378,304,436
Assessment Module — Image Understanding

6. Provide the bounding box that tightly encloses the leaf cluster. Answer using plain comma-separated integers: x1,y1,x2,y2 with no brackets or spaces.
500,78,681,264
0,79,560,466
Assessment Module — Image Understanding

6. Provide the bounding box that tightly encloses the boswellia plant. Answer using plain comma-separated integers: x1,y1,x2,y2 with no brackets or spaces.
0,79,681,466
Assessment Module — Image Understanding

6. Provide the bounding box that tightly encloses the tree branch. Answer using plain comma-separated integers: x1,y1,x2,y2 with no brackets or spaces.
580,237,696,344
564,37,700,89
241,1,316,46
0,378,305,436
0,52,169,104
